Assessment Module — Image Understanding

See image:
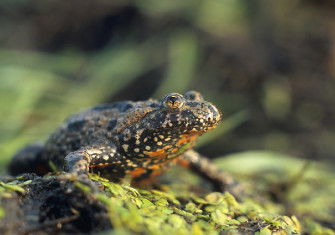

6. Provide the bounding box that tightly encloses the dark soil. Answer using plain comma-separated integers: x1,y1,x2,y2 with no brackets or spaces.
0,174,111,234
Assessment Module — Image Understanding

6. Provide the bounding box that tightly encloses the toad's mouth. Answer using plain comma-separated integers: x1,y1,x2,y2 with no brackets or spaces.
184,123,219,135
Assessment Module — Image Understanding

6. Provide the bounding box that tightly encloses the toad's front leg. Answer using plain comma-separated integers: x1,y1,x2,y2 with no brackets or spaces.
177,149,242,198
64,144,121,178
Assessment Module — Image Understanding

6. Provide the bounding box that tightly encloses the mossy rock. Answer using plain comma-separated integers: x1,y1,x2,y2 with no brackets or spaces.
0,151,334,234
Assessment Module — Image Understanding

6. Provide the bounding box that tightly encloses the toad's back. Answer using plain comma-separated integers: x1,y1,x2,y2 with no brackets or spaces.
44,100,161,168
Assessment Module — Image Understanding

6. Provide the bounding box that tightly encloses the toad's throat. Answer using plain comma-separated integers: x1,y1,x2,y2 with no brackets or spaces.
143,134,199,160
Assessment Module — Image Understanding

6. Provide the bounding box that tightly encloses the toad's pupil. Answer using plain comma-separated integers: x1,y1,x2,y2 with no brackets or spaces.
164,93,184,109
169,96,179,103
166,96,183,108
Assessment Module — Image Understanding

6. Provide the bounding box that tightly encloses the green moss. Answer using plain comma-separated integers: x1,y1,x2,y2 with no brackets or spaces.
84,176,300,234
0,152,333,234
81,152,335,234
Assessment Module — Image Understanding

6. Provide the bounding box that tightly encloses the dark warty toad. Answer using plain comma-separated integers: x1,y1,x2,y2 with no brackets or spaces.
9,91,237,193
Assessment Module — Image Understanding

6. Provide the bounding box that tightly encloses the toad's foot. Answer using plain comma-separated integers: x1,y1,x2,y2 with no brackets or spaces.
178,149,243,199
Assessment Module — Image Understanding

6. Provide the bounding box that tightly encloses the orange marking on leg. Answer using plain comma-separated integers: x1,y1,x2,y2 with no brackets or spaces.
131,170,164,186
132,177,155,186
176,158,191,169
148,164,162,170
148,158,175,172
151,170,163,177
130,168,147,178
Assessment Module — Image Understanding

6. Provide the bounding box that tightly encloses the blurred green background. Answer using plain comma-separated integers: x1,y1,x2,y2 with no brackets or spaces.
1,0,335,173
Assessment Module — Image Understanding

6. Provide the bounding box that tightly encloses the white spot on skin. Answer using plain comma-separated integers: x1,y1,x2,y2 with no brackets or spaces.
134,148,140,153
86,149,102,155
165,137,171,141
157,141,162,146
144,138,148,143
103,155,109,161
135,140,140,145
135,129,144,139
153,137,158,142
122,144,129,152
159,135,164,139
145,146,151,150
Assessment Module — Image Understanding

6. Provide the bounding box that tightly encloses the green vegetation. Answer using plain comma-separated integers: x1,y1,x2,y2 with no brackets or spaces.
1,152,333,234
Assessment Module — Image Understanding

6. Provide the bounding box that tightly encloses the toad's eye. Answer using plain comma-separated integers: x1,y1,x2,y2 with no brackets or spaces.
163,93,184,109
